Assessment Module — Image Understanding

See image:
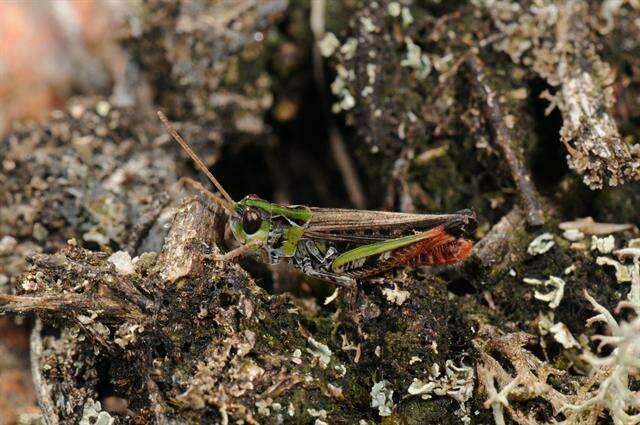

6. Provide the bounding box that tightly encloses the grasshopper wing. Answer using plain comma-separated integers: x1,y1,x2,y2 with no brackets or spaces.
303,207,473,245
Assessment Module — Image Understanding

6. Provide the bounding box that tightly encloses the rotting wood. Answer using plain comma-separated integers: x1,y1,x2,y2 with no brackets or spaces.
156,197,218,283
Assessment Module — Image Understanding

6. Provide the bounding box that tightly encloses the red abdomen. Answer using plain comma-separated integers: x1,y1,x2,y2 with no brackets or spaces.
416,238,473,265
387,225,474,268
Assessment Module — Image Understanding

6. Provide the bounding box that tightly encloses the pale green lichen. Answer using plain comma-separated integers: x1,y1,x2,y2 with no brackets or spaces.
564,284,640,424
370,380,394,417
331,65,356,113
549,322,580,349
596,256,632,283
591,235,616,254
381,283,410,305
323,287,340,305
339,38,358,60
366,64,377,84
407,360,474,424
307,408,328,420
318,33,340,57
307,337,332,367
401,7,414,26
256,402,271,417
479,252,640,424
523,275,565,309
334,363,347,377
96,100,110,117
359,16,377,34
563,229,585,241
79,400,114,425
114,323,144,348
400,38,432,79
527,233,555,255
388,2,401,17
107,251,135,276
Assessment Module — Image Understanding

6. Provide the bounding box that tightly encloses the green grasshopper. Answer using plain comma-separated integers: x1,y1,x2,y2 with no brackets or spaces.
158,112,476,287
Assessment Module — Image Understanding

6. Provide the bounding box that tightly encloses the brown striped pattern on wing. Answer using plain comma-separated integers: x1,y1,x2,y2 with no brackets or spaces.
305,208,455,244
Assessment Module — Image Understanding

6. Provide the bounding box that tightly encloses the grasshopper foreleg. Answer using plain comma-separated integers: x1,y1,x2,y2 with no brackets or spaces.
206,239,263,262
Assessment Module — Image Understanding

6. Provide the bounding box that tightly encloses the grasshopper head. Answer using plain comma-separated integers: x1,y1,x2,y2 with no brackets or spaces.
229,195,271,245
229,195,312,257
158,112,282,253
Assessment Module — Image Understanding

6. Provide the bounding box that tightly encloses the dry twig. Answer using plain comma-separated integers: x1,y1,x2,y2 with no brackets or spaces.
467,56,544,226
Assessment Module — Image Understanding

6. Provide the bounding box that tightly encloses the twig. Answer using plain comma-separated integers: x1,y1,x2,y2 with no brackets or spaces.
466,56,544,226
0,292,144,321
480,0,640,188
382,147,416,212
329,128,366,209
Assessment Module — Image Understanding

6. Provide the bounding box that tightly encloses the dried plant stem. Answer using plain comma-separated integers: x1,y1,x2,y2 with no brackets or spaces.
467,56,544,226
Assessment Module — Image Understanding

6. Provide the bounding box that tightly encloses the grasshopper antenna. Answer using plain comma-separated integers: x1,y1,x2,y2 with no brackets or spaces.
157,111,236,214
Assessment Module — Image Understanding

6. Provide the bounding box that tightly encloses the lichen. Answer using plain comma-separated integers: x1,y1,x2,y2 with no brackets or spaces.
596,256,633,283
381,283,410,306
107,251,135,276
306,337,333,368
527,233,556,255
591,235,616,254
476,0,640,188
524,275,566,309
406,360,474,424
370,380,394,417
79,400,114,425
318,32,340,58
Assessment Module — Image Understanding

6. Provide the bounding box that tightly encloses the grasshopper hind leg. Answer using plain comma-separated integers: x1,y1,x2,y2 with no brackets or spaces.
300,268,357,288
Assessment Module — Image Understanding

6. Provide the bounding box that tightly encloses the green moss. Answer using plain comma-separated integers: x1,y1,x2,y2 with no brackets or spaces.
389,396,462,425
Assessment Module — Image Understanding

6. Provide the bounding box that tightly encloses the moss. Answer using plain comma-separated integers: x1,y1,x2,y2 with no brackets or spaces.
593,185,640,224
388,396,462,425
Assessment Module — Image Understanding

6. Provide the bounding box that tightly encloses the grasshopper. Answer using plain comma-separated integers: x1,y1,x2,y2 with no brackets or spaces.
158,112,476,287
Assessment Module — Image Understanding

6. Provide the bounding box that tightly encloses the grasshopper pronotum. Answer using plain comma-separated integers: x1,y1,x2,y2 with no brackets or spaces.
158,112,476,287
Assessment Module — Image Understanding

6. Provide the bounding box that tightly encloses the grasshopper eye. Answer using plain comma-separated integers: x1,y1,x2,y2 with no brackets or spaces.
242,209,262,235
